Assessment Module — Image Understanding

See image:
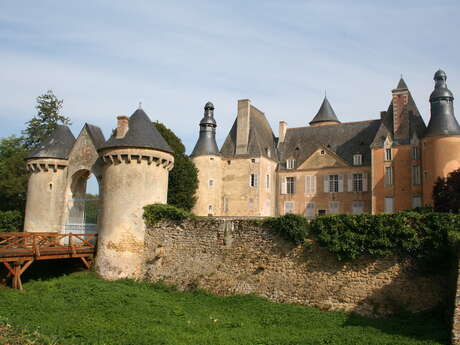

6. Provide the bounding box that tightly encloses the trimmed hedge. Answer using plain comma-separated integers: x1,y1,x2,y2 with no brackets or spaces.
311,212,460,261
143,204,193,226
0,210,23,232
264,214,309,245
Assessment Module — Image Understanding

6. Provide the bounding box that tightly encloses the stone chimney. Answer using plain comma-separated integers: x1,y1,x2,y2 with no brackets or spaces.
116,116,129,139
236,99,251,155
279,121,287,143
392,78,409,141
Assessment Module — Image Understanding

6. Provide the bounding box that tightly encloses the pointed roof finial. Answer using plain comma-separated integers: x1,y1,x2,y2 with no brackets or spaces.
396,76,408,90
138,102,142,109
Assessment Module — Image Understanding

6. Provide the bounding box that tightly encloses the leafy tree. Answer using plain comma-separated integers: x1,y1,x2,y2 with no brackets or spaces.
22,90,71,150
0,136,28,212
433,168,460,213
153,122,198,211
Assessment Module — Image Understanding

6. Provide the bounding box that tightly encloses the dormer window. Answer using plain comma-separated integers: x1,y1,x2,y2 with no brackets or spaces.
412,146,420,161
385,148,392,161
320,150,325,155
286,159,295,169
353,154,362,166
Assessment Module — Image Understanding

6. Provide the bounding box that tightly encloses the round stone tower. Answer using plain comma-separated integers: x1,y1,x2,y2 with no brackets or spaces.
191,102,222,216
95,108,174,279
24,126,76,232
422,70,460,205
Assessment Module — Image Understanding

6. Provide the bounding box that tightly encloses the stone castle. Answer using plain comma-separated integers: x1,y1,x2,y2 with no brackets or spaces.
191,70,460,217
22,69,460,280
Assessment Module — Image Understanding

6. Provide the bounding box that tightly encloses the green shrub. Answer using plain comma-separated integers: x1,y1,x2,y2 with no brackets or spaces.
0,210,23,232
264,214,309,244
310,212,460,261
143,203,192,226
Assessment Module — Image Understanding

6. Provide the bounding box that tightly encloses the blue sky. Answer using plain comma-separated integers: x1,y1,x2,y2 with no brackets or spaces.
1,0,460,155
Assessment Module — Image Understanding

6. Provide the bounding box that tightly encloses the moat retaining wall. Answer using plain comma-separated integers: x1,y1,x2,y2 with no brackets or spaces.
144,219,447,317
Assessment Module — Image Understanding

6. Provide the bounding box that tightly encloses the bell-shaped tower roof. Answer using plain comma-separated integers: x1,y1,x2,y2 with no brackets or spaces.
425,69,460,137
191,101,220,157
309,96,340,126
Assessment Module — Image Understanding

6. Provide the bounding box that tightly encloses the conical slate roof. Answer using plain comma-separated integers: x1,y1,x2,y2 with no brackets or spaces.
309,97,340,125
101,108,173,153
396,77,408,90
27,125,76,160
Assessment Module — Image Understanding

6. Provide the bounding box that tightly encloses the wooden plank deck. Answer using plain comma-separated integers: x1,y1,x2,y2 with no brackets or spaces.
0,232,97,290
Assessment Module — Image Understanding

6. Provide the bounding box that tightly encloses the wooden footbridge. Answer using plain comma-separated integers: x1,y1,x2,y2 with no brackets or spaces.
0,232,97,290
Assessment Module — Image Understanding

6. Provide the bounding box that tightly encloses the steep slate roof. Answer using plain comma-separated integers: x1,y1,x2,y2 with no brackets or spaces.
85,124,105,150
27,125,76,160
309,97,340,125
100,108,173,153
220,105,278,160
396,77,408,90
371,83,426,147
278,120,381,169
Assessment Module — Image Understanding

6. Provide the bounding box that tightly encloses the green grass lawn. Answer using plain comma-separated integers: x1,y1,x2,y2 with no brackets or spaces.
0,270,450,345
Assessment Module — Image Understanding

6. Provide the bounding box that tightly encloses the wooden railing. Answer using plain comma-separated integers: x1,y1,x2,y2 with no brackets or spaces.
0,232,97,258
0,232,98,290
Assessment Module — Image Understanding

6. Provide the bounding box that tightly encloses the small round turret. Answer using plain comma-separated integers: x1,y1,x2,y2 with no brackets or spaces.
24,126,76,233
95,108,174,280
191,102,222,216
423,70,460,206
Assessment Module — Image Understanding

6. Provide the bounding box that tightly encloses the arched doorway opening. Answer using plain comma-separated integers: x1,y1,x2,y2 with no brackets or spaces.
64,170,100,235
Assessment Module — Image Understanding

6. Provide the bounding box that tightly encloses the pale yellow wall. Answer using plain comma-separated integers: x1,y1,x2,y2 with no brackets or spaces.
24,159,69,232
278,166,372,216
95,148,174,280
422,136,460,206
221,156,277,217
192,155,223,216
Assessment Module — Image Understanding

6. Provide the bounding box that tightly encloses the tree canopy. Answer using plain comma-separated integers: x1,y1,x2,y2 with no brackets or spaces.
0,136,28,212
153,122,198,211
433,168,460,213
22,90,71,150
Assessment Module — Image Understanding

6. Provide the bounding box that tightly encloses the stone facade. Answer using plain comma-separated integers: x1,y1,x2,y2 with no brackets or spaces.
192,71,460,217
145,219,446,317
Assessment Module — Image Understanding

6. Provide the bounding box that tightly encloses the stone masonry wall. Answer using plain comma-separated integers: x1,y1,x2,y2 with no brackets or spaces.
144,218,447,317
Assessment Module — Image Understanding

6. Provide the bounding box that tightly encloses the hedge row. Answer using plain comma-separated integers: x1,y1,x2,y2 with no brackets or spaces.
310,212,459,261
0,210,23,232
143,203,194,226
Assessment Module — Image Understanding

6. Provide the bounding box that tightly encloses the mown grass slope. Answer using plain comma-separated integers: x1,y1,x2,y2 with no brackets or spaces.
0,272,449,345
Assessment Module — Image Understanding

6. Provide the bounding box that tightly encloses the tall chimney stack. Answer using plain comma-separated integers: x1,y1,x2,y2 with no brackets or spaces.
116,116,129,139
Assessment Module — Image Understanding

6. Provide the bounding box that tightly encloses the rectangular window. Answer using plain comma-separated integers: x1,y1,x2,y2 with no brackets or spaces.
318,209,327,216
305,202,315,217
223,197,229,213
412,166,421,185
329,201,340,214
412,196,422,208
384,197,394,213
412,146,420,160
385,166,393,187
250,173,258,187
284,201,294,214
352,200,364,214
286,159,295,170
353,154,362,166
328,175,339,193
305,175,316,194
352,173,363,192
286,177,295,194
385,148,392,161
266,174,270,190
208,179,214,187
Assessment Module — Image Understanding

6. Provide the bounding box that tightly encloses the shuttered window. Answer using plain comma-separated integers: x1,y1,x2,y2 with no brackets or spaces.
305,175,316,194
